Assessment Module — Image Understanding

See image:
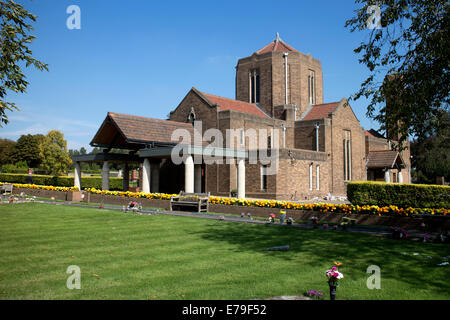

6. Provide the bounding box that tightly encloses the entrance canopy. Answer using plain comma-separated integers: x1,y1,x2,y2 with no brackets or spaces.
367,150,406,169
90,112,196,150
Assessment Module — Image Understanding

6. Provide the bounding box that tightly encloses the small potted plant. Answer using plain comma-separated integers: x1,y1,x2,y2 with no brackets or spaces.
325,266,344,300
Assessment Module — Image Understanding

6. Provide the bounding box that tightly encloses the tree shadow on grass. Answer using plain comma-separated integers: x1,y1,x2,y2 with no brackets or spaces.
195,221,450,296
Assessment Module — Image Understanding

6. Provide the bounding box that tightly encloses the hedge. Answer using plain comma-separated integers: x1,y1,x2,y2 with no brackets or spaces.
0,173,124,190
347,181,450,209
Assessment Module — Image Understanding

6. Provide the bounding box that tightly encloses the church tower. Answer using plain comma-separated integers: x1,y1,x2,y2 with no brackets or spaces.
235,33,324,119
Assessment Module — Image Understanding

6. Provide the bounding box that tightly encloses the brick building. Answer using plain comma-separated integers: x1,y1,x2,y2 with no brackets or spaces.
73,34,411,200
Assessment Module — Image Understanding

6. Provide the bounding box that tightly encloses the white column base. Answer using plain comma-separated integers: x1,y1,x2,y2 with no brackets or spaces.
142,158,151,193
237,158,245,199
74,162,81,190
185,155,194,193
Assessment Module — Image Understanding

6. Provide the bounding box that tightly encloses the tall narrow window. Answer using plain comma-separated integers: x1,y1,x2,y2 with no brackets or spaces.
261,165,268,191
309,163,313,190
240,129,245,147
343,130,352,181
308,70,315,105
250,69,260,104
267,135,272,149
316,165,320,190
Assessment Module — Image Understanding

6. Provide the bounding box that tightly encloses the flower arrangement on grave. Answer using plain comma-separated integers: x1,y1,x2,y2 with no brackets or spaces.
310,216,319,228
391,227,408,239
325,265,344,300
305,289,323,300
423,233,431,243
126,201,142,213
268,213,276,223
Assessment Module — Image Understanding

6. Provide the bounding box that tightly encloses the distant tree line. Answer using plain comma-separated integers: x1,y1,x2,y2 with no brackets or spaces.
0,130,71,175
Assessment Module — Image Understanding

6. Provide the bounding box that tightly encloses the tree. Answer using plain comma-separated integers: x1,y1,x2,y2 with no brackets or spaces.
9,133,44,167
0,138,16,166
410,110,449,183
345,0,449,148
0,0,48,126
39,130,72,175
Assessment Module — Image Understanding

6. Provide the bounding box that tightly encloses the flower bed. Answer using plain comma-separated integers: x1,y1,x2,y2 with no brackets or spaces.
3,183,448,217
0,182,79,192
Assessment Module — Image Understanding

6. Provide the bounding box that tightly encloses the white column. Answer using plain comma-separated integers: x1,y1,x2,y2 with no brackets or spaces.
142,158,151,193
398,169,403,183
237,158,245,199
102,161,110,190
151,162,159,193
194,164,202,193
74,162,81,190
185,155,194,193
384,169,391,183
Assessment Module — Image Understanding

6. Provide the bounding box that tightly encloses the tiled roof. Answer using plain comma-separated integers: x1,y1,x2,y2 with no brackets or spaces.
301,102,340,120
256,39,299,54
256,33,298,54
91,112,196,147
201,92,270,118
367,150,402,169
365,129,385,138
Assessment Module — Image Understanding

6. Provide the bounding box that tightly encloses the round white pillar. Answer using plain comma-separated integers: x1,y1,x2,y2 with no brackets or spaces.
185,155,194,193
237,158,245,199
142,158,151,193
102,161,110,190
74,162,81,190
384,169,391,183
398,170,403,183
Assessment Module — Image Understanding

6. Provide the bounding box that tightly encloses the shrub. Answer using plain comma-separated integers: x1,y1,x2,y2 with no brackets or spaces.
347,181,450,209
0,173,124,190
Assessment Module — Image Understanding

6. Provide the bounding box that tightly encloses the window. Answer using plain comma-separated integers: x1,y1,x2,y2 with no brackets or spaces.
250,69,260,104
308,70,315,105
187,108,196,125
240,129,245,146
267,135,272,149
316,165,320,190
261,165,268,191
343,130,352,181
309,163,313,190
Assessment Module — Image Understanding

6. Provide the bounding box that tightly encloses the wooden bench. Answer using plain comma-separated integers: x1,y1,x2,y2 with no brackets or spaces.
170,191,210,213
0,184,13,199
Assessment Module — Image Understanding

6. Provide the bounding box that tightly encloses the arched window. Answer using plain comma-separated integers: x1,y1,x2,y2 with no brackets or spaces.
187,108,196,125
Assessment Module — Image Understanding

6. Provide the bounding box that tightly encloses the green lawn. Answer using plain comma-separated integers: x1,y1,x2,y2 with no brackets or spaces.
0,203,449,300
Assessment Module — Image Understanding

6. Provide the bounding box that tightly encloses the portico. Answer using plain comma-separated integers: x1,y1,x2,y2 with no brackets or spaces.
71,112,249,198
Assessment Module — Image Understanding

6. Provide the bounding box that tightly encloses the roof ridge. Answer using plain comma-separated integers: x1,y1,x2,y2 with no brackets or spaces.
202,92,255,106
108,112,193,126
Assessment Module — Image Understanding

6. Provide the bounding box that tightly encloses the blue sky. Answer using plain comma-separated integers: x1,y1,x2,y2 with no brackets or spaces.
1,0,380,151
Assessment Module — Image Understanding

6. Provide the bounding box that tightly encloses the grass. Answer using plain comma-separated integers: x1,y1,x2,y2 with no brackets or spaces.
0,203,449,300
